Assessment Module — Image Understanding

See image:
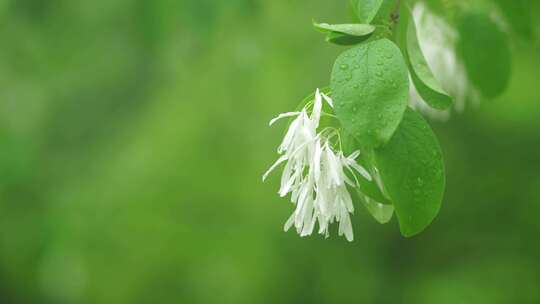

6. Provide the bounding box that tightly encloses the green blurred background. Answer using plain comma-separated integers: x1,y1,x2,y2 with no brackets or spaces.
0,0,539,303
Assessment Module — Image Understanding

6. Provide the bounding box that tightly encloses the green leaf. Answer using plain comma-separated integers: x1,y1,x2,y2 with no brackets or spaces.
331,38,409,148
313,21,375,36
350,0,383,24
372,108,445,237
371,0,398,25
457,12,511,98
313,21,375,46
350,0,397,25
404,8,453,110
325,32,372,46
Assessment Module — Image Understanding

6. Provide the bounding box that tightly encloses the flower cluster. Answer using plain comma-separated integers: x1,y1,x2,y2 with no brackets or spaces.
263,89,372,241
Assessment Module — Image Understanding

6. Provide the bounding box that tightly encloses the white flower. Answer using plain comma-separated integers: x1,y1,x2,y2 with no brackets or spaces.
263,89,372,242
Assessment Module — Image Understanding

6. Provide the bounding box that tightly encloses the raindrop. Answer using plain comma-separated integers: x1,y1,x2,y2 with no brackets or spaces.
340,64,349,70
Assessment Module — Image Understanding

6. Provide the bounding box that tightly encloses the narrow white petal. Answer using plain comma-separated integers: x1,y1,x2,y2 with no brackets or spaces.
336,206,353,241
347,150,361,161
278,116,302,153
300,200,315,236
279,174,296,197
344,174,356,186
262,155,288,181
321,93,334,108
325,146,343,186
311,89,323,128
348,161,372,181
342,214,354,242
295,181,312,223
313,140,322,181
269,112,301,126
280,161,293,189
340,187,354,212
301,213,317,236
283,213,295,231
291,185,300,203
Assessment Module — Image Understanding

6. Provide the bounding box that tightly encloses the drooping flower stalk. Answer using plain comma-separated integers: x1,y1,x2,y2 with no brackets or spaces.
263,89,372,241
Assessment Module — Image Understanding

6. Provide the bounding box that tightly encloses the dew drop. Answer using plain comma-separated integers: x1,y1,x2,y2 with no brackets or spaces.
340,64,349,70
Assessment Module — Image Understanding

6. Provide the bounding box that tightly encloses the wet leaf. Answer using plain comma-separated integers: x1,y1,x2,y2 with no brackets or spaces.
313,21,375,45
331,38,409,148
372,108,445,237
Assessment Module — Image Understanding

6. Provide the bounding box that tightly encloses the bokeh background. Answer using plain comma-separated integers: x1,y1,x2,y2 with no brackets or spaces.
1,0,540,303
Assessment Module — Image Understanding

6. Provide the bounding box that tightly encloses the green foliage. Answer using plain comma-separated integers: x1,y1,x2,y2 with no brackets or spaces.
324,0,453,236
313,21,375,37
370,0,398,25
349,0,383,24
313,21,375,45
325,31,373,45
331,38,408,149
401,6,453,110
458,12,511,98
372,108,445,237
350,0,397,25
